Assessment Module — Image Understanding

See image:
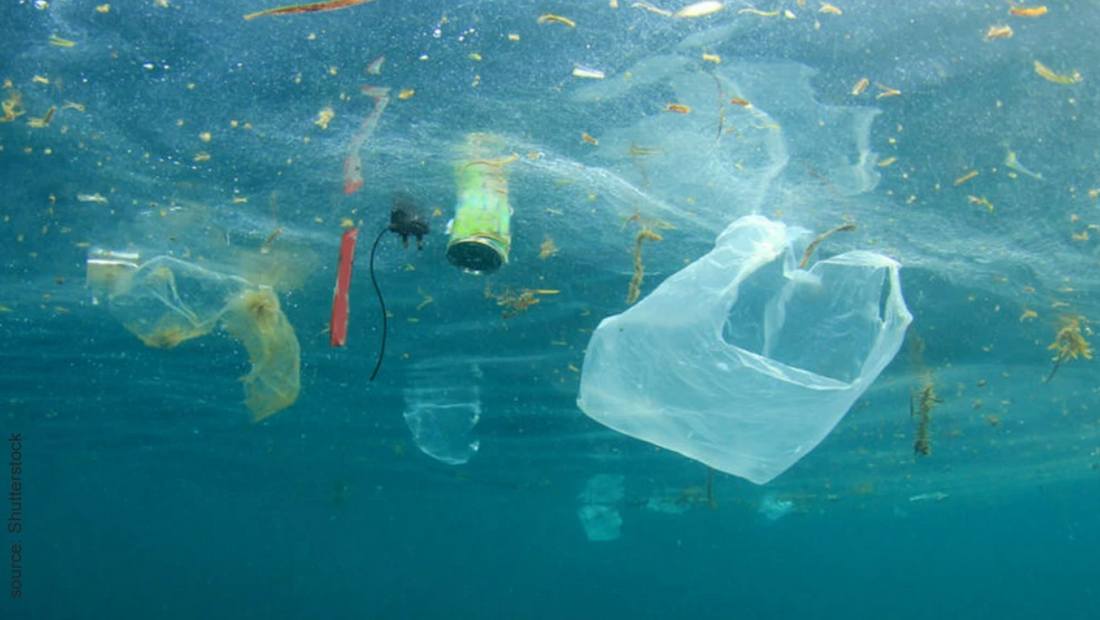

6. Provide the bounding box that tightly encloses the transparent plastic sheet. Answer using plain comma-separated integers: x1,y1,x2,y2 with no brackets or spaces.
353,55,882,272
570,56,882,233
402,361,482,465
91,254,249,348
577,216,913,485
87,250,303,421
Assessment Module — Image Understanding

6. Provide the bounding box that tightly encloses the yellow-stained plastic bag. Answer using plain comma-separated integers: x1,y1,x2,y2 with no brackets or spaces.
221,287,301,421
91,254,248,348
89,250,303,421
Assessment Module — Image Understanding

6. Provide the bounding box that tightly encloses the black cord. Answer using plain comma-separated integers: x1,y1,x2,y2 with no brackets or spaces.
368,227,388,381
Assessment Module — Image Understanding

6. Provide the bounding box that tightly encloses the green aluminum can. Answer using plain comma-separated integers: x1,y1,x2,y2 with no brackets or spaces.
446,136,513,274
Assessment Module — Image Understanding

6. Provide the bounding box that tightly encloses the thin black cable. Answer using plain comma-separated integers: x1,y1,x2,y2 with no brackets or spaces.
368,227,388,381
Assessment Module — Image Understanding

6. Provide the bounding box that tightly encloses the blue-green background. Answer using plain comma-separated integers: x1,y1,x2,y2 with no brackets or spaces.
3,1,1099,618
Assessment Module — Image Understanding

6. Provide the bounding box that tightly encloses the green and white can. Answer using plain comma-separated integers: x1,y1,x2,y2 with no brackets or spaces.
446,135,513,274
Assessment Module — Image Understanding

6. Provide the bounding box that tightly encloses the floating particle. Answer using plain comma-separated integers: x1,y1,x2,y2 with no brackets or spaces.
539,236,559,259
1033,60,1081,84
967,195,994,212
985,25,1013,40
1004,148,1042,179
1,92,25,122
366,55,385,75
397,88,415,100
954,170,978,185
632,2,672,16
572,66,605,79
674,1,724,18
314,107,334,129
27,106,56,128
537,13,576,27
1009,5,1047,17
740,7,780,16
874,82,901,98
244,0,380,21
48,35,75,48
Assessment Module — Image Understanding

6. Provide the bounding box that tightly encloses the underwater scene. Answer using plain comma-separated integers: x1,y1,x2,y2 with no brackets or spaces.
2,0,1099,618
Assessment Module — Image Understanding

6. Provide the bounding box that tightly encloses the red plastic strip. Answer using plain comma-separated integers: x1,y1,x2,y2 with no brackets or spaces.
343,86,390,195
330,227,359,347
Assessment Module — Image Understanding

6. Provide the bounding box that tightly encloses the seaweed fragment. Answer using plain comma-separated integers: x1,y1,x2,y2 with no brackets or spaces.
911,382,942,457
798,223,857,269
485,285,559,319
906,333,941,457
626,228,663,304
1044,315,1092,383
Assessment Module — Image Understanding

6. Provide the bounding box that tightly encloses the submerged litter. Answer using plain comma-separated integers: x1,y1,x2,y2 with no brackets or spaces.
87,249,304,421
579,216,912,484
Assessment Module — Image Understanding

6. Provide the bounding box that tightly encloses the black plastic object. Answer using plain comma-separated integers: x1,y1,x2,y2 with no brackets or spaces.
389,192,430,249
369,193,430,381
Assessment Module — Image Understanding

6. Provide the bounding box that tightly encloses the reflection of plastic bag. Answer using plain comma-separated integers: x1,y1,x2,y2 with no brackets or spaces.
577,474,624,542
221,288,301,422
578,216,912,484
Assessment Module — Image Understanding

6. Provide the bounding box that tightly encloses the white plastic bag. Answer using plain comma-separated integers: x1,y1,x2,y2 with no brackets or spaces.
578,216,912,484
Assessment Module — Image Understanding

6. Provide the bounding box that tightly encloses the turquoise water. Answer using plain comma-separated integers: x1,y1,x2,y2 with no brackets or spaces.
3,1,1100,618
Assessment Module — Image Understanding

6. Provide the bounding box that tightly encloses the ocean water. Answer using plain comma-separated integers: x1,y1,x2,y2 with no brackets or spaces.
2,1,1099,618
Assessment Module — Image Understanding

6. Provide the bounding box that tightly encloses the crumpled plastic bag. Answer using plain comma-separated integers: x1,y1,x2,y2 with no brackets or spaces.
88,251,301,421
99,255,248,348
221,287,301,422
577,216,912,484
